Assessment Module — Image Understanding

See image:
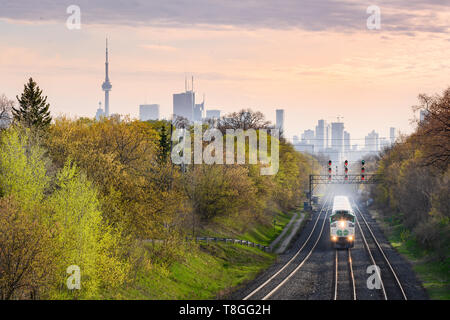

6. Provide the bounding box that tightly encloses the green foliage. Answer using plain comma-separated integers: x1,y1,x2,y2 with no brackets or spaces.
372,89,450,261
13,78,52,129
0,126,49,213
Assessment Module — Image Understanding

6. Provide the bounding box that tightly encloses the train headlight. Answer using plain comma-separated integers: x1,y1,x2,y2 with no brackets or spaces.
332,236,337,242
339,221,345,228
348,235,353,241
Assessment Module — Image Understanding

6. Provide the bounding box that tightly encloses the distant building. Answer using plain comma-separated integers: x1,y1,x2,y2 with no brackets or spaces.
365,130,379,152
344,131,350,152
301,129,315,144
390,127,396,144
420,109,428,122
325,123,331,149
95,102,104,121
139,104,160,121
193,100,205,122
276,109,285,134
315,120,326,152
380,137,389,151
331,122,344,163
206,109,221,120
173,91,194,122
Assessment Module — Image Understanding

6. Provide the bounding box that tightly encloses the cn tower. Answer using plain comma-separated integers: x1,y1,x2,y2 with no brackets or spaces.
102,38,112,117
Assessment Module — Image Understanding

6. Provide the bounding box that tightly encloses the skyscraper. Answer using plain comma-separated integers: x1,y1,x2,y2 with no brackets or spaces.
365,130,379,152
173,91,194,122
315,119,326,152
193,97,205,122
139,104,160,121
276,109,285,134
101,38,112,117
390,127,396,144
344,131,350,152
331,122,344,151
173,77,195,122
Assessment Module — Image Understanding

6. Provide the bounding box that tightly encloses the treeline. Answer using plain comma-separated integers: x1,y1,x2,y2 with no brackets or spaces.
0,78,315,299
371,87,449,259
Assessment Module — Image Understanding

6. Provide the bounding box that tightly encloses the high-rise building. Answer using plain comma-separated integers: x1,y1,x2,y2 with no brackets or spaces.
173,77,197,123
344,131,350,152
315,119,326,152
193,99,205,122
365,130,379,152
390,127,396,144
301,129,315,144
276,109,285,134
325,123,331,149
139,104,160,121
101,38,112,117
173,91,194,122
331,122,344,163
331,122,344,151
420,110,428,122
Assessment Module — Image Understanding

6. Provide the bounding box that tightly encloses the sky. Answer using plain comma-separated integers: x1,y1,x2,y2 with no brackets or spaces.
0,0,449,142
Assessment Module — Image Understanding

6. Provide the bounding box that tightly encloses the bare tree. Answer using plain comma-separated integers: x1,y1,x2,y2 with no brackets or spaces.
217,108,271,133
0,94,14,129
413,87,450,170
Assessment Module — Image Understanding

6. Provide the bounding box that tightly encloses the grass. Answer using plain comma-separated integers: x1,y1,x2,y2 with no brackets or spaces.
371,210,450,300
105,208,299,300
242,209,295,246
112,242,274,300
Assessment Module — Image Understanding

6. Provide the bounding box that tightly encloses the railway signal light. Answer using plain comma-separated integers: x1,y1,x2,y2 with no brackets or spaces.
328,160,332,166
344,160,348,166
361,167,365,173
361,160,365,166
361,174,365,181
328,167,332,173
345,167,349,173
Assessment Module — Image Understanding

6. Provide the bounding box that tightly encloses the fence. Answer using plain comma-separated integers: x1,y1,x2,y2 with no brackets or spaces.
143,237,271,252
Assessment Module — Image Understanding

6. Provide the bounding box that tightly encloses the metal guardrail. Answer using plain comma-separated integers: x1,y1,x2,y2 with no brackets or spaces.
143,237,271,252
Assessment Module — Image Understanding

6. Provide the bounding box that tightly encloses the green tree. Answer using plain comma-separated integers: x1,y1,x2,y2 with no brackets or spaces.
0,126,49,212
13,78,52,129
158,124,171,163
47,160,129,299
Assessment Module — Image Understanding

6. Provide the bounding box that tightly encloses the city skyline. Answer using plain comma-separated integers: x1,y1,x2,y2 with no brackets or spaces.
1,1,449,139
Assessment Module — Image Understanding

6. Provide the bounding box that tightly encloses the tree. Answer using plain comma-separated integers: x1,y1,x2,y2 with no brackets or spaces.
0,94,13,129
13,78,52,129
218,108,271,133
158,124,171,164
413,87,450,170
0,196,56,300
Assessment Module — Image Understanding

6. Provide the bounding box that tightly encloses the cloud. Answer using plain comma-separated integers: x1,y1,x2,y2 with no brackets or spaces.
0,0,448,33
139,44,178,51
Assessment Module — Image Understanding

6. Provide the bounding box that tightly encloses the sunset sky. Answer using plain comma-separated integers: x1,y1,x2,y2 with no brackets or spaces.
1,1,449,142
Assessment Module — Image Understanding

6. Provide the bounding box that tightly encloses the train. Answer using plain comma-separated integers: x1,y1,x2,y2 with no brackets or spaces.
330,196,355,249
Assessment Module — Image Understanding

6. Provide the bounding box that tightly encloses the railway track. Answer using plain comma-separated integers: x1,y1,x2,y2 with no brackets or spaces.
333,248,356,300
352,199,407,300
243,195,332,300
